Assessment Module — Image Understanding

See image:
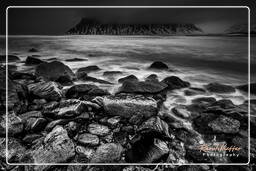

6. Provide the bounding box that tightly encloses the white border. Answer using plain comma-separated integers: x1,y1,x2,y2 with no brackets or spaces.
5,6,251,166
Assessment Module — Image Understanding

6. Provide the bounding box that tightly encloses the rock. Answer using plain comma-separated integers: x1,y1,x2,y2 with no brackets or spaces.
28,81,62,101
0,55,20,62
65,84,98,99
0,113,23,136
65,58,87,62
205,82,235,94
43,99,88,119
192,97,216,105
208,115,240,134
118,80,167,94
19,111,47,132
103,71,123,76
30,126,75,164
0,138,26,162
87,88,110,96
102,94,158,119
78,133,100,146
145,74,159,82
88,123,110,136
138,116,171,139
91,143,123,163
149,61,168,70
55,75,73,86
76,146,95,160
78,74,112,84
107,116,121,126
35,61,75,81
45,119,69,132
161,76,190,90
9,71,37,80
22,134,43,145
76,66,101,77
172,105,191,119
118,75,138,83
184,87,206,96
25,56,44,65
28,48,39,52
237,83,256,95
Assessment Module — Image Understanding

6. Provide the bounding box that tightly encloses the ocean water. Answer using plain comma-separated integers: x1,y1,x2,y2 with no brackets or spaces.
0,35,254,104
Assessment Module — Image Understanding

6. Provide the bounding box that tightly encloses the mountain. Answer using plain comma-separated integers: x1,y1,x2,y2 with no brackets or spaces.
225,23,256,35
67,18,203,35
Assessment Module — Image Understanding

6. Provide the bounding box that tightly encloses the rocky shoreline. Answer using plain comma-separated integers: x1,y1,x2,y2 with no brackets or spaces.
0,53,256,170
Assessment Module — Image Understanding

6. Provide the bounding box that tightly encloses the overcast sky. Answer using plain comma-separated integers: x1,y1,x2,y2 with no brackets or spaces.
0,0,255,35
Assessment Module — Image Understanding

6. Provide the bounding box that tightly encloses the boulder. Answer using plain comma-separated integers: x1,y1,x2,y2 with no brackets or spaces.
191,97,216,105
9,71,36,80
25,56,44,65
0,55,20,62
0,113,23,136
91,143,123,163
28,48,39,52
35,61,75,81
103,71,123,76
149,61,169,70
205,82,235,94
55,75,73,86
161,76,190,90
118,75,138,83
29,126,75,164
28,81,62,101
172,105,191,119
145,74,159,82
102,94,158,119
237,83,256,95
65,84,98,99
76,65,100,77
184,87,206,96
118,80,167,94
88,123,110,136
19,111,47,132
78,133,100,146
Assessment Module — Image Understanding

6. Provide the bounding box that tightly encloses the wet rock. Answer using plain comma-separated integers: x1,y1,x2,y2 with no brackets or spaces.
0,113,23,136
78,133,100,146
22,134,43,145
55,75,73,86
19,111,47,132
65,58,87,62
91,143,123,163
9,71,37,80
102,94,158,119
191,97,216,105
205,82,235,94
0,138,26,162
65,84,98,99
237,83,256,95
107,116,121,126
78,74,112,84
25,56,44,65
88,123,110,136
76,146,95,160
172,105,191,119
118,80,167,94
30,126,75,164
35,61,75,81
145,74,159,82
76,66,101,77
129,114,144,125
28,81,62,101
103,71,123,76
161,76,190,90
184,87,206,96
118,75,138,83
138,116,171,139
43,99,88,119
149,61,168,70
208,115,240,134
28,48,39,52
0,55,20,62
87,88,110,96
45,119,70,132
65,121,79,137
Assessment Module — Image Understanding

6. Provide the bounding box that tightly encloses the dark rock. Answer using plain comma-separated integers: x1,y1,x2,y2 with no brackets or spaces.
237,83,256,95
35,61,75,81
161,76,190,90
65,84,98,99
184,87,206,96
43,99,88,119
55,75,73,86
208,115,240,134
9,71,36,80
149,61,168,70
102,94,158,119
45,119,69,132
87,88,110,96
205,82,235,94
78,75,112,84
78,133,100,146
91,143,123,163
76,66,101,78
191,97,216,105
103,71,123,76
19,111,47,132
88,123,110,136
172,105,191,119
65,58,87,62
25,56,44,65
65,121,79,137
118,75,138,83
22,134,43,145
107,116,121,126
0,113,23,136
28,48,39,52
129,114,144,125
145,74,159,82
118,80,167,94
29,126,75,165
0,55,20,62
28,81,62,101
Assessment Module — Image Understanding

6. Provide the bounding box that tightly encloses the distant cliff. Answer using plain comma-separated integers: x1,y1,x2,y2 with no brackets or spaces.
67,18,203,35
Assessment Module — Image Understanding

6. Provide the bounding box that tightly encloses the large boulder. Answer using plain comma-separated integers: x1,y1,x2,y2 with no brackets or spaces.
91,143,123,163
161,76,190,90
118,75,138,83
76,65,100,78
149,61,169,70
25,56,44,65
205,82,235,94
102,94,158,119
28,81,62,101
118,80,167,94
35,61,75,81
237,83,256,95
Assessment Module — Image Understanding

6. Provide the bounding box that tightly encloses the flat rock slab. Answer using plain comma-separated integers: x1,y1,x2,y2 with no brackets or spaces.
28,81,62,101
102,94,158,119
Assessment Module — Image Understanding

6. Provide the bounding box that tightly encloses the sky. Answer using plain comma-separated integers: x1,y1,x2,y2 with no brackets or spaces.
0,0,255,35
